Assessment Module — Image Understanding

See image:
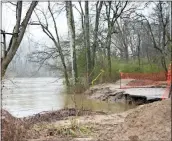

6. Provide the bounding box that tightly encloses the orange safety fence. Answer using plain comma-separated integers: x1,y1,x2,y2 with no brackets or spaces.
119,64,171,99
167,64,171,86
120,72,167,81
127,80,167,87
162,64,171,99
120,72,167,89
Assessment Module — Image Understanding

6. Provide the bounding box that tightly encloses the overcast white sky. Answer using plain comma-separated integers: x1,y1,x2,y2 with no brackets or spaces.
2,2,76,49
1,1,154,54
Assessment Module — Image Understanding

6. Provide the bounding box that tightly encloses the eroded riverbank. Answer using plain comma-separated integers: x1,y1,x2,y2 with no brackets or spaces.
2,78,170,141
2,99,171,141
25,99,172,141
84,80,167,105
2,78,135,118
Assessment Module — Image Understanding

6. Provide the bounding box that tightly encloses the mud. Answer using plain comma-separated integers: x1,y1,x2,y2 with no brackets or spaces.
2,108,106,141
96,99,171,141
85,81,166,105
23,108,106,124
85,85,148,105
26,99,171,141
2,99,171,141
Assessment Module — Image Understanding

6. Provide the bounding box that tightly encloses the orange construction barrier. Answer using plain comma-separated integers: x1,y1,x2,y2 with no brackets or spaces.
120,72,166,81
167,64,171,86
162,64,171,99
120,71,167,89
119,64,171,99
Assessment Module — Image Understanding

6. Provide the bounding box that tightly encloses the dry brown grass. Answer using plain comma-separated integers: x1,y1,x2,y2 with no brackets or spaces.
31,118,92,138
2,108,104,141
2,110,30,141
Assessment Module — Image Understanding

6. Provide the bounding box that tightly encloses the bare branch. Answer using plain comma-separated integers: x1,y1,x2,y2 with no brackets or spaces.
8,2,17,6
79,1,84,17
33,10,55,41
35,8,49,28
1,30,7,57
136,13,164,54
15,1,22,34
48,1,62,51
0,30,14,35
112,1,128,24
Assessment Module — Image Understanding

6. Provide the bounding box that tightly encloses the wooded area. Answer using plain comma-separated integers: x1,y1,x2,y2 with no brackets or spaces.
1,1,171,89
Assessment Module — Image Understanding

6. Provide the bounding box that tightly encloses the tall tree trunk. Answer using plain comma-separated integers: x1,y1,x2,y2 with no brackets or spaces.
137,33,141,68
66,1,78,84
146,17,167,72
79,2,87,77
48,2,70,86
169,1,172,97
92,1,103,68
104,1,128,77
124,45,129,61
51,39,69,87
85,1,91,83
116,21,129,62
1,1,38,78
105,2,112,78
106,25,112,78
162,25,167,72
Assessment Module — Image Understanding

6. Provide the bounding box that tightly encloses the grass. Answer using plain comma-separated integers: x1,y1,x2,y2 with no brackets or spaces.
33,118,92,137
79,58,163,82
67,52,167,93
66,77,89,94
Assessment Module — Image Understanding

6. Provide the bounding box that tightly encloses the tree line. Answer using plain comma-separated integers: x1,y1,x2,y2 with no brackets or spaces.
1,1,171,88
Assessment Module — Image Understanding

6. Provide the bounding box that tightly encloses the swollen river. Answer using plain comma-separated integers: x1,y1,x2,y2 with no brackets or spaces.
2,77,134,118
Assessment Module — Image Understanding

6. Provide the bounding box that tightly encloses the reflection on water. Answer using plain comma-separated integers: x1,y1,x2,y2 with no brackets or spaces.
2,77,135,118
64,94,135,113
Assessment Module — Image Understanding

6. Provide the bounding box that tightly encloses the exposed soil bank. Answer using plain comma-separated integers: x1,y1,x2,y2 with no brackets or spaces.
2,108,106,141
23,108,106,124
96,99,171,141
2,99,171,141
84,82,165,105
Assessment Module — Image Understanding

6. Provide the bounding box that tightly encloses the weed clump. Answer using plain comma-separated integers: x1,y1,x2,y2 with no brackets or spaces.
33,118,92,138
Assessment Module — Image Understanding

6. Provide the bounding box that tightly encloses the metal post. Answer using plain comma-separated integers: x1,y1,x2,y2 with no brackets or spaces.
120,75,121,89
119,70,121,89
169,1,172,98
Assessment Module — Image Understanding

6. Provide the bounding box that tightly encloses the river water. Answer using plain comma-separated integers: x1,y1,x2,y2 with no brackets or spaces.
2,77,134,118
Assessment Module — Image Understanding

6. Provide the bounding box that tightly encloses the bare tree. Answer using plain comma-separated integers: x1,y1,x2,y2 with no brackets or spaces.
137,32,141,68
92,1,103,68
30,2,70,86
1,1,38,77
66,1,78,84
85,1,91,83
104,1,128,77
136,4,169,72
116,20,129,61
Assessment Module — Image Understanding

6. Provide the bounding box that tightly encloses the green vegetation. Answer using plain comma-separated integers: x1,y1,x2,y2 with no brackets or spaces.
67,52,165,94
33,118,92,137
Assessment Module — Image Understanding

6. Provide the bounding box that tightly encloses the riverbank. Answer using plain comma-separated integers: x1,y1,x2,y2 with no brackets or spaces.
2,108,106,141
84,79,167,105
2,99,171,141
2,79,170,141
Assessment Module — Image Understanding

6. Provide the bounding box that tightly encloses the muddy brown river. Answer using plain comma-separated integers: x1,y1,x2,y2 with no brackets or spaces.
2,77,135,118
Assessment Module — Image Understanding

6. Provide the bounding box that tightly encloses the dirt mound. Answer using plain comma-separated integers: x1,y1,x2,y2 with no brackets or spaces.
97,99,171,141
123,99,171,140
2,109,28,141
3,100,171,141
2,108,105,141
